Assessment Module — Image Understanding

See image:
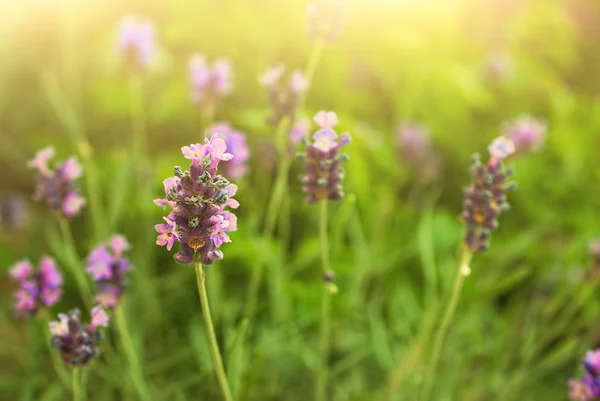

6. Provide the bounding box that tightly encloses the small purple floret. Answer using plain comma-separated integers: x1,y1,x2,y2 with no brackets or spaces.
9,257,63,316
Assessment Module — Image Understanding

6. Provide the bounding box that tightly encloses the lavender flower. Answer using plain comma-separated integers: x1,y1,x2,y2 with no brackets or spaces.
462,137,516,253
502,116,547,153
118,15,156,71
49,306,109,368
28,146,86,218
154,135,238,265
9,257,62,316
483,51,514,84
307,0,347,43
290,118,311,144
86,235,133,309
189,53,233,106
209,123,250,179
298,111,351,204
260,66,308,126
569,349,600,400
396,122,433,164
0,196,29,230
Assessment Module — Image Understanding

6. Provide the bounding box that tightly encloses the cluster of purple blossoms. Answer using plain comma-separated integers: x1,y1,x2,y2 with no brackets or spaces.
118,15,156,72
290,118,311,144
9,257,62,316
298,111,351,204
502,115,547,154
189,54,233,105
154,135,238,265
259,66,308,126
396,122,433,165
307,0,347,43
49,306,109,368
28,147,86,218
209,123,250,179
569,350,600,400
462,137,516,253
86,235,133,309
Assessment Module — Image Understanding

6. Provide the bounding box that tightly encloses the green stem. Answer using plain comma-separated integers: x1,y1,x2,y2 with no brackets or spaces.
194,261,233,401
129,74,147,166
115,305,151,401
72,368,80,401
419,247,473,401
316,200,333,401
40,311,71,389
58,218,91,308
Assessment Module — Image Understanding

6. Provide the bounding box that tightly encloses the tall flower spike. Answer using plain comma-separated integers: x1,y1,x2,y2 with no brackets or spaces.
28,146,86,219
298,111,351,204
462,137,516,253
9,257,62,316
189,53,234,106
307,0,347,44
86,234,133,309
118,15,156,72
502,115,547,154
209,123,250,179
260,66,308,127
154,134,238,265
49,306,109,368
569,349,600,400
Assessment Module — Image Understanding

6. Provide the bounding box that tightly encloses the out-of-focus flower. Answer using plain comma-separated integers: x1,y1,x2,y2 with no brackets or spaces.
502,115,547,153
154,135,238,265
483,51,514,84
290,118,311,144
0,196,29,230
569,349,600,400
49,307,109,367
28,147,86,219
298,111,351,203
9,257,62,316
462,137,516,253
209,123,250,179
307,0,347,44
189,53,233,106
260,66,307,127
396,122,433,164
86,234,133,309
118,15,156,71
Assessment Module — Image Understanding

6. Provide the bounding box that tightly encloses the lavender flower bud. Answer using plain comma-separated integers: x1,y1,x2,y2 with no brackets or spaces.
49,306,109,368
568,350,600,399
299,111,351,204
259,66,307,127
86,235,133,309
189,53,233,106
502,115,547,154
154,135,239,265
462,137,516,253
9,257,62,316
118,15,156,72
28,147,86,219
209,123,250,179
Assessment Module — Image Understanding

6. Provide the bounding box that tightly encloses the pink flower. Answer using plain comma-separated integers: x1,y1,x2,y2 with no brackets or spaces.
60,157,83,181
182,143,205,168
290,119,311,143
110,234,130,256
87,246,113,280
290,71,308,93
9,260,33,281
204,135,234,168
62,193,86,217
154,177,180,207
314,111,339,129
569,379,593,400
503,115,547,153
209,214,232,247
313,129,338,152
155,217,177,251
488,136,515,165
49,313,70,336
27,146,55,176
223,184,239,209
90,306,110,330
39,257,62,287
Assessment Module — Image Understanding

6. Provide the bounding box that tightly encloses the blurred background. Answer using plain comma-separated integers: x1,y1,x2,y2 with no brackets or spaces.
1,0,599,399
